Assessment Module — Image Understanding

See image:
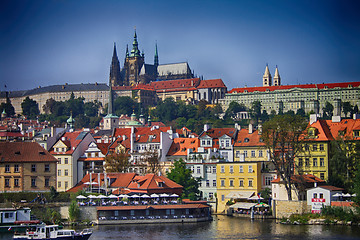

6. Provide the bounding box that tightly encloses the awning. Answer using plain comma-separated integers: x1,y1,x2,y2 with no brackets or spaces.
230,202,257,210
226,191,254,199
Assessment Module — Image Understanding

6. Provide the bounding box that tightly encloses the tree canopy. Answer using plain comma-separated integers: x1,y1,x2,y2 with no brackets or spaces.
262,114,308,200
21,97,40,119
167,159,200,200
104,151,130,173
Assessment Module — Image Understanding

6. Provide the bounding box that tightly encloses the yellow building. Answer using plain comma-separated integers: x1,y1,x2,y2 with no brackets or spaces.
216,161,262,213
0,142,57,192
295,119,331,180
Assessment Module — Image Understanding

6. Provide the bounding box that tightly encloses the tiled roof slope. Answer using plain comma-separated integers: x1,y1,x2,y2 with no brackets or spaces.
325,119,360,140
167,138,199,156
150,78,200,91
197,79,227,89
127,174,183,192
272,174,325,184
0,142,57,163
234,129,265,147
50,131,89,155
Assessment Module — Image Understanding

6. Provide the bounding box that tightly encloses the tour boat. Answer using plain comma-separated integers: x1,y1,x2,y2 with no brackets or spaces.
13,224,92,240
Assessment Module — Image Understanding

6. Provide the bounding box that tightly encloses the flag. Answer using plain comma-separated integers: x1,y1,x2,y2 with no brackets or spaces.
8,226,12,231
257,193,261,203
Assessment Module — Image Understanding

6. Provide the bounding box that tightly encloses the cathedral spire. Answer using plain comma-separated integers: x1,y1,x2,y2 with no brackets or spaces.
273,65,281,86
262,64,272,87
109,42,121,87
154,42,159,66
130,29,141,57
126,44,129,58
108,86,113,115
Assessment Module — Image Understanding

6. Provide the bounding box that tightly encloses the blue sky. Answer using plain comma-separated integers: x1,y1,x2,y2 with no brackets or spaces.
1,0,360,91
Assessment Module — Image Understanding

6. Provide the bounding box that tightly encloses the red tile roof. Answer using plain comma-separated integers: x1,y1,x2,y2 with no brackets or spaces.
50,131,89,155
272,174,325,184
96,142,111,155
127,174,183,195
167,138,199,156
197,79,227,89
324,119,360,140
318,185,344,191
234,129,265,147
150,78,200,92
0,142,57,163
229,81,360,94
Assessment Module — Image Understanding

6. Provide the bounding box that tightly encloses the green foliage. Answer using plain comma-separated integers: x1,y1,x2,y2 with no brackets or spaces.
289,213,312,224
322,101,334,119
167,159,200,200
296,108,306,117
342,102,353,118
113,96,139,116
68,201,80,222
321,205,359,223
353,163,360,212
21,97,40,119
258,188,271,201
0,191,71,203
104,152,130,173
224,101,246,120
31,206,62,224
250,101,262,122
0,94,15,117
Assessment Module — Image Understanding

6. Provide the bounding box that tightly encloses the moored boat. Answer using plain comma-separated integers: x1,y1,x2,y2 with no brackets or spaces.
13,224,92,240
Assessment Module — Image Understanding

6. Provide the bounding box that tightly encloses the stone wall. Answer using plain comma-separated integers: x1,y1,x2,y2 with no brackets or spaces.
59,206,97,221
273,200,311,219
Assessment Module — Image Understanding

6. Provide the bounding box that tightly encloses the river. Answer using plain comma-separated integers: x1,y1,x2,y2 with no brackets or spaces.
2,215,360,239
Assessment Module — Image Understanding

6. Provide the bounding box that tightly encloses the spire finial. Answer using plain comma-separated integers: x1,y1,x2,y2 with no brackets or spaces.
154,41,159,66
130,28,140,57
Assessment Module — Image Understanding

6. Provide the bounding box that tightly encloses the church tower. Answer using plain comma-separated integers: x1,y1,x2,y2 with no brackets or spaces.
109,43,122,87
154,42,159,67
273,65,281,86
124,29,145,85
263,64,272,87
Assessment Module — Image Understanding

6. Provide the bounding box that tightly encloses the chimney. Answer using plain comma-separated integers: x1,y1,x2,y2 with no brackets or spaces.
332,116,341,123
309,114,318,125
353,113,360,120
258,124,262,135
249,123,253,134
51,127,56,137
204,124,211,132
234,123,241,131
314,182,317,188
122,135,126,141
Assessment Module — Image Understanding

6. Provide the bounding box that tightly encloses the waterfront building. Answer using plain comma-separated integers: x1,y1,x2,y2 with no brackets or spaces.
219,66,360,117
306,185,344,212
216,161,262,213
0,142,57,192
49,130,94,192
271,174,325,201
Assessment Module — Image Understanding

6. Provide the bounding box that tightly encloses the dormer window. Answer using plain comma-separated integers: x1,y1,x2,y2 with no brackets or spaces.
244,138,249,142
354,130,360,138
158,182,164,187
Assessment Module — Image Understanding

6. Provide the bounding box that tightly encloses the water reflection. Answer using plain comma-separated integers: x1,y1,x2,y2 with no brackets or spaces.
2,216,360,240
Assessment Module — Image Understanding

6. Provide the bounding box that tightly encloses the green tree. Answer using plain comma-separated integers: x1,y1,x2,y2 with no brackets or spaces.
224,101,246,120
323,101,334,119
68,201,80,222
104,151,130,173
262,114,308,200
353,163,360,211
154,98,178,122
143,150,161,174
0,92,15,117
66,93,84,117
167,159,200,200
342,102,353,118
296,108,306,117
250,101,262,123
21,97,40,119
43,98,56,115
114,96,138,116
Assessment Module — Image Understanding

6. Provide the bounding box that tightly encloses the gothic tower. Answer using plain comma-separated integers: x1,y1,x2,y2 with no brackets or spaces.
154,42,159,67
124,29,145,85
109,43,122,87
263,64,272,87
273,65,281,86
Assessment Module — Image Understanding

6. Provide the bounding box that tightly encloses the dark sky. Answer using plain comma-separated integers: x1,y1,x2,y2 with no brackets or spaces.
1,0,360,91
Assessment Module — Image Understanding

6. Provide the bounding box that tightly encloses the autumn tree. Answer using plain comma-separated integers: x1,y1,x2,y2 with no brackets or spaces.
262,114,308,200
143,150,162,174
104,151,130,173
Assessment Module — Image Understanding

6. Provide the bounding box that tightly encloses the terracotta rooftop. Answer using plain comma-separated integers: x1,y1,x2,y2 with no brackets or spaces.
197,79,227,89
167,138,199,156
150,78,200,92
0,142,57,163
127,174,183,194
272,174,325,184
234,129,265,147
50,131,90,155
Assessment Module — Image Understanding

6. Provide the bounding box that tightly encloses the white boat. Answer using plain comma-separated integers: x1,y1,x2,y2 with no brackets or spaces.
13,224,92,240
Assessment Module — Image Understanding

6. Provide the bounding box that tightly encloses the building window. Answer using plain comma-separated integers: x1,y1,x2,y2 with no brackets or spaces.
319,144,324,151
64,169,68,176
244,151,248,157
14,178,19,187
313,144,317,151
31,164,36,172
45,178,50,187
259,150,263,157
298,158,303,166
313,158,318,167
225,140,230,147
229,179,234,187
221,195,225,201
304,144,310,151
65,181,68,189
5,165,10,173
305,158,310,167
58,181,61,188
236,151,240,158
320,158,325,167
209,192,214,199
58,158,61,164
221,166,225,173
251,150,256,157
206,180,210,187
44,164,50,172
265,176,273,186
320,173,325,180
248,165,253,173
197,166,201,174
239,179,244,187
31,178,36,187
213,180,217,187
5,178,10,187
220,179,225,187
239,165,243,173
313,193,317,198
64,158,68,164
58,170,61,176
248,179,253,187
212,166,216,173
229,166,234,173
14,164,19,173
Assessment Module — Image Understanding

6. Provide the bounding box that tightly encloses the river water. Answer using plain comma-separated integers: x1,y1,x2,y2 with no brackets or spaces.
2,215,360,239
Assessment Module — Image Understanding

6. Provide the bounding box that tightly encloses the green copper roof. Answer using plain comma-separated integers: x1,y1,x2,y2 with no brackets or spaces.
126,120,142,126
130,30,141,57
104,113,119,119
